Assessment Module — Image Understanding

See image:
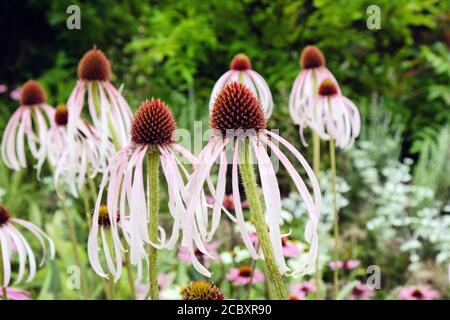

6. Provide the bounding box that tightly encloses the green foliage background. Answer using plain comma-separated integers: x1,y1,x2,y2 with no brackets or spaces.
1,0,449,152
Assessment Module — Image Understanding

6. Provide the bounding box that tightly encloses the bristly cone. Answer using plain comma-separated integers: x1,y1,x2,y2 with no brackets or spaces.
210,82,266,137
230,53,252,71
0,204,11,226
131,98,176,146
54,104,69,126
77,48,111,81
300,45,326,69
318,79,338,96
182,280,224,300
20,80,46,106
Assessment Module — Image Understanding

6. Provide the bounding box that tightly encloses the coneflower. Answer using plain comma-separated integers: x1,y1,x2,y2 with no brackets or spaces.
310,78,360,298
185,82,321,299
182,280,224,300
0,205,55,299
209,53,274,119
289,45,341,145
90,98,206,300
67,48,132,163
40,104,113,197
1,80,54,171
308,79,361,149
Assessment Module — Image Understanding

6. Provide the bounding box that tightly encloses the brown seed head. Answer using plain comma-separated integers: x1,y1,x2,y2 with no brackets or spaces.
131,98,176,146
318,79,338,96
210,82,266,137
0,205,11,226
77,49,111,81
300,45,326,69
230,53,252,71
182,280,224,300
239,265,252,277
20,80,46,106
54,104,69,126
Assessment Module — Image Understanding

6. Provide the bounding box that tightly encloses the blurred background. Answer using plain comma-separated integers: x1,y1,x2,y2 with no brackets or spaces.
0,0,449,299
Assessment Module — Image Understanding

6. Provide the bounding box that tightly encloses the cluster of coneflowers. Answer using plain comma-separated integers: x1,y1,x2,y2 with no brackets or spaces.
0,44,360,300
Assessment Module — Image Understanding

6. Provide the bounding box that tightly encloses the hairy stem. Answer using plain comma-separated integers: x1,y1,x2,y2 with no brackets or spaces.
329,137,339,299
147,150,160,300
239,139,287,300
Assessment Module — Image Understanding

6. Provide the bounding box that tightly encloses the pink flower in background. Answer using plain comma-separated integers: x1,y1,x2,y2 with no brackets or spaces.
10,87,21,100
209,53,274,119
289,45,341,145
281,237,300,258
290,280,317,296
1,80,54,171
0,288,31,300
348,282,375,300
0,84,7,94
225,265,264,286
178,241,221,268
206,194,248,211
399,286,440,300
289,293,306,300
329,259,360,271
345,259,361,269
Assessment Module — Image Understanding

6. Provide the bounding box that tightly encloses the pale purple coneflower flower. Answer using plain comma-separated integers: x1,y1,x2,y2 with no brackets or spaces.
289,293,306,300
0,205,55,287
305,79,360,149
206,194,249,212
1,80,54,171
398,286,440,300
185,82,321,277
225,265,264,286
348,282,375,300
39,104,114,196
209,53,274,119
290,279,317,296
0,84,7,94
178,241,221,268
67,48,133,164
9,87,21,101
88,98,207,279
289,45,341,145
328,259,361,271
0,287,31,300
281,237,300,258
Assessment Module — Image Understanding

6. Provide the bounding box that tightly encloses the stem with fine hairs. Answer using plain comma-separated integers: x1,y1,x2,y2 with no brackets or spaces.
239,138,287,300
147,150,160,300
329,137,339,299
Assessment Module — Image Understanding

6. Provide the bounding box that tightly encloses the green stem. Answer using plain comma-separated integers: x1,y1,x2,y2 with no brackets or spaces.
312,132,322,299
239,138,287,300
147,150,160,300
329,138,339,299
59,189,89,300
0,242,7,300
